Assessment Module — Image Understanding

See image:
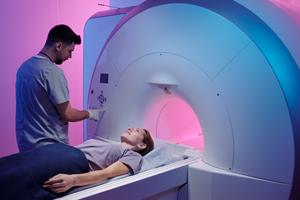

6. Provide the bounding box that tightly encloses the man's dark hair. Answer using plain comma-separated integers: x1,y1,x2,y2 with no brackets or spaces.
45,24,81,46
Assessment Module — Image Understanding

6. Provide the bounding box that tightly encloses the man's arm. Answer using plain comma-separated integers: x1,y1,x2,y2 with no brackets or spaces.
43,161,129,193
56,101,89,122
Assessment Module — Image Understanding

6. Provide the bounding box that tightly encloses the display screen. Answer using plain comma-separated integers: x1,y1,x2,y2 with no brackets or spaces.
100,73,109,83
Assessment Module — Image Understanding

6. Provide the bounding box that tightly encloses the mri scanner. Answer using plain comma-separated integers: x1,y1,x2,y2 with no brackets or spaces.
60,0,300,199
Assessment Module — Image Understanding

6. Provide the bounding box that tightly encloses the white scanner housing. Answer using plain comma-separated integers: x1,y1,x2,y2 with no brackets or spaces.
83,1,300,199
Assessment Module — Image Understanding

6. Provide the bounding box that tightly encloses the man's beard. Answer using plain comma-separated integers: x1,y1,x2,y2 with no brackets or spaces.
55,59,63,65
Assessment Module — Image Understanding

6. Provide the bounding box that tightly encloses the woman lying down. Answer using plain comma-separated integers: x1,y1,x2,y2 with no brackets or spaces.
0,128,154,200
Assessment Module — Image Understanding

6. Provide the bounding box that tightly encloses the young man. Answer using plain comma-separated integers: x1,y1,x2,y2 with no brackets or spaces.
0,128,154,200
15,24,102,152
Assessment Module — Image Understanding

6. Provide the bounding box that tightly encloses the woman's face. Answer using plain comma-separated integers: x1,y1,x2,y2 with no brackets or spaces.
120,128,145,146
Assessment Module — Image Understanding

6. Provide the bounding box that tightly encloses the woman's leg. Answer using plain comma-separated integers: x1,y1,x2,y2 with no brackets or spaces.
0,143,89,200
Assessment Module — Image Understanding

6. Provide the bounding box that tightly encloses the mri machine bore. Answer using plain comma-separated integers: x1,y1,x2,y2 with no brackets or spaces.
60,0,300,199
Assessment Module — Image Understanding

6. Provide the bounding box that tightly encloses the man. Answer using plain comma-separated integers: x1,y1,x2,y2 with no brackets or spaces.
16,24,101,152
0,128,154,200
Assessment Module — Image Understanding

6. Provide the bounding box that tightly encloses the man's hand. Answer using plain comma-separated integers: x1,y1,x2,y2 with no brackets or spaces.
43,174,76,193
87,108,105,121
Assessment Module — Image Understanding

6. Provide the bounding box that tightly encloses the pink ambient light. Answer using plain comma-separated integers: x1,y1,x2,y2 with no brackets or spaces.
144,96,204,151
269,0,300,25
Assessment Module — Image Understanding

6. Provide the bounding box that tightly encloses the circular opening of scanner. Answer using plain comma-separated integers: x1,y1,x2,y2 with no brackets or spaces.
144,96,204,151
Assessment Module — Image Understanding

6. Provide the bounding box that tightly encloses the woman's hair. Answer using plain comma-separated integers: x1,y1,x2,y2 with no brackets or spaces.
138,129,154,156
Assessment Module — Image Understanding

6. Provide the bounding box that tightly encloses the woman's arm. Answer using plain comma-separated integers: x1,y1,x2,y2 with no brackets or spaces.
43,161,129,193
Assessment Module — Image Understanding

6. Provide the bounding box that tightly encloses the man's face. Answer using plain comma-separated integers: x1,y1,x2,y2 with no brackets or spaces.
55,42,75,65
121,128,145,146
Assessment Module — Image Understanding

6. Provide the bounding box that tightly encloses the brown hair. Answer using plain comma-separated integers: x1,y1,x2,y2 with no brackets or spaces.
138,129,154,156
45,24,81,46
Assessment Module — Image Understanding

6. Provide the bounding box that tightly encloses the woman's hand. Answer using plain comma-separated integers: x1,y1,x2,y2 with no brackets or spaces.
43,173,76,193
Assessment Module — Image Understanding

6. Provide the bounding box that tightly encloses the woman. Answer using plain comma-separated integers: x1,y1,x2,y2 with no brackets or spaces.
0,128,154,200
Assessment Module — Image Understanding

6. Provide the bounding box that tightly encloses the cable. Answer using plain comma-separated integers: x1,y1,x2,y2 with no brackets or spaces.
98,3,120,9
